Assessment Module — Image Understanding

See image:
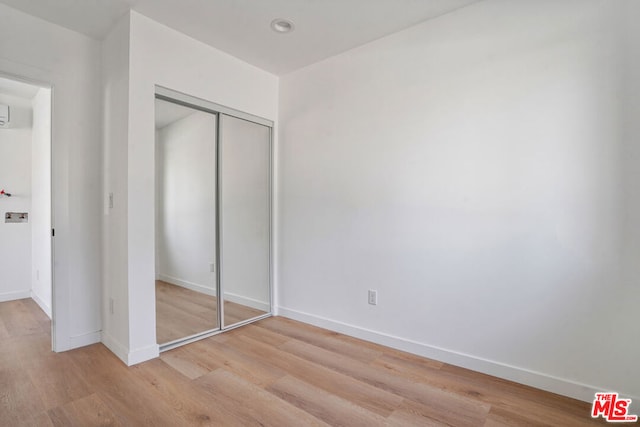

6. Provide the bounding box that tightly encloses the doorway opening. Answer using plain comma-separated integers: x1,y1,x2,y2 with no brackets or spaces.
0,74,53,348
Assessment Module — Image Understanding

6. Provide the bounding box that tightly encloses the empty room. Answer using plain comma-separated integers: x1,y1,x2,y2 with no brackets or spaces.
0,0,638,425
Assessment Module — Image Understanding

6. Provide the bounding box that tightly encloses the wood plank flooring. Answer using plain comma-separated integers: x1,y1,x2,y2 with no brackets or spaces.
1,298,610,426
156,281,266,344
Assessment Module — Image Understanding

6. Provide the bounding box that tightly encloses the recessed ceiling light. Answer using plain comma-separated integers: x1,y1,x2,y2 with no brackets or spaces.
271,18,295,34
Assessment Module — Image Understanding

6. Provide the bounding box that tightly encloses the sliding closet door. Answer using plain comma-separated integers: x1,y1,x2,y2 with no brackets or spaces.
219,114,271,327
155,97,219,346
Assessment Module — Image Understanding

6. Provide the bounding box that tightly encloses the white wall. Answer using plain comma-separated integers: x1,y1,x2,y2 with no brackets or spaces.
101,12,131,362
0,94,32,302
101,11,278,364
155,111,217,295
31,87,52,317
0,3,103,351
278,0,640,401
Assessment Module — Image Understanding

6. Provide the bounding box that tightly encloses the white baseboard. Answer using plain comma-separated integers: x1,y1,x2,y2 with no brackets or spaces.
224,292,270,312
30,291,51,319
0,290,30,302
127,343,160,366
157,274,216,297
69,330,102,348
102,332,129,364
156,275,268,311
277,306,622,403
102,332,159,366
52,330,101,353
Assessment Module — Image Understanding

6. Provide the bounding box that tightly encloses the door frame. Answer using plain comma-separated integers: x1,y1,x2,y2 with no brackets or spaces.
0,70,55,350
154,85,274,352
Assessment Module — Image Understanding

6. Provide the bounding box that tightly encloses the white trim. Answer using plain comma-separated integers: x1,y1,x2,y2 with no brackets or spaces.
68,330,101,348
156,85,274,128
158,274,216,296
102,333,159,366
30,291,51,318
0,290,30,302
160,329,221,352
127,343,160,366
101,332,129,364
0,64,59,354
277,306,636,403
224,292,270,312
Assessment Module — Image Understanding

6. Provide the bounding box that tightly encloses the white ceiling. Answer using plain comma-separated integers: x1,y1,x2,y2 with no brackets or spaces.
0,0,136,40
0,0,481,75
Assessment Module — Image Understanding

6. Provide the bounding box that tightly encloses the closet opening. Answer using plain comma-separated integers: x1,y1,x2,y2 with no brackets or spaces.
154,86,272,351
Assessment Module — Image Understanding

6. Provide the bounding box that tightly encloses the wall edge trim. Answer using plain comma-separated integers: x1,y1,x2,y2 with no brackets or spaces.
30,290,52,318
68,330,101,349
127,343,160,366
157,273,216,297
277,306,630,403
0,290,31,303
101,332,129,364
224,291,270,311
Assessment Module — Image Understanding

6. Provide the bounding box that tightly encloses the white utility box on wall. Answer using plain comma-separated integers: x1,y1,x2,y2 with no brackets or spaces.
0,104,9,127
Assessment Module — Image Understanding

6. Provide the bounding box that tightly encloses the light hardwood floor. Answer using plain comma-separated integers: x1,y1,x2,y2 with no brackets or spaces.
0,298,608,426
156,281,266,344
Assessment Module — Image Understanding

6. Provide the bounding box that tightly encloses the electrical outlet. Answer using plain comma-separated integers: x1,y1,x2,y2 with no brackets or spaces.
368,290,378,305
109,298,114,314
209,262,215,273
108,192,114,209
